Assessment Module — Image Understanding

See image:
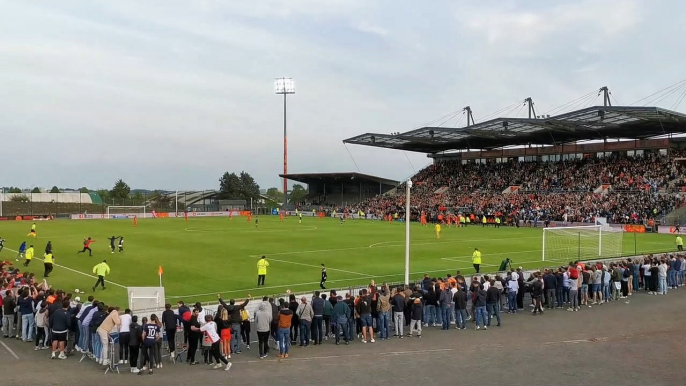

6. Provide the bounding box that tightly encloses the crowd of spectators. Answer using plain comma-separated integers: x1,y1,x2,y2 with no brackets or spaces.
348,152,686,224
4,251,685,373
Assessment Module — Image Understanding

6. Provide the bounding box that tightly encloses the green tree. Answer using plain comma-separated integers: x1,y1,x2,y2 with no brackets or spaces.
130,191,145,204
218,172,241,199
79,187,90,193
50,186,60,193
9,187,22,193
148,190,172,210
9,194,30,202
265,187,282,202
289,184,307,204
111,179,131,199
96,189,110,203
31,187,41,193
239,171,260,202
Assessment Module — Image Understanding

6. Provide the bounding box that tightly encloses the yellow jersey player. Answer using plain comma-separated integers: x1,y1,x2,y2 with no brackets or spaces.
28,222,37,238
434,223,441,239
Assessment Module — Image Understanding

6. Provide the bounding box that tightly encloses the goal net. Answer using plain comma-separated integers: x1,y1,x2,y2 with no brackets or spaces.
106,206,146,219
542,225,623,262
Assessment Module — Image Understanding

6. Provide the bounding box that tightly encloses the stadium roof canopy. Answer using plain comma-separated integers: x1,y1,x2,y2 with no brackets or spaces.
280,172,398,187
343,106,686,153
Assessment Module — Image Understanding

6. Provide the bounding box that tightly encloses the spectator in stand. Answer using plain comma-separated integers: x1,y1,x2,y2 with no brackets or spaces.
18,288,35,341
531,273,544,315
311,291,325,345
217,294,251,355
658,259,669,295
97,306,121,366
391,287,405,338
331,295,350,345
409,297,423,337
295,296,313,347
254,297,272,359
49,300,71,359
377,285,391,340
322,294,333,341
355,289,374,343
438,285,452,330
2,290,16,338
277,302,293,358
129,316,142,372
486,279,501,326
474,286,488,330
288,294,299,344
118,309,132,364
543,269,557,310
191,314,232,371
35,302,49,350
162,304,177,359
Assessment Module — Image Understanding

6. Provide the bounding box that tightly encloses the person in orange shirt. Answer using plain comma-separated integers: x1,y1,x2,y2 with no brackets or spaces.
420,213,427,226
279,212,284,222
247,212,252,222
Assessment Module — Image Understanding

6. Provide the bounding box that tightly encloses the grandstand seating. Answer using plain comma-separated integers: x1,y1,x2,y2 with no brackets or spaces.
353,152,686,224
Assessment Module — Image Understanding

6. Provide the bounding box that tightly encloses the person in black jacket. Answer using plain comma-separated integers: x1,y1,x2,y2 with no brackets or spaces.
486,280,501,327
288,294,299,344
391,288,405,338
268,298,279,348
532,272,544,315
217,294,251,354
161,304,177,358
452,287,468,329
543,269,558,310
187,308,201,365
129,316,142,373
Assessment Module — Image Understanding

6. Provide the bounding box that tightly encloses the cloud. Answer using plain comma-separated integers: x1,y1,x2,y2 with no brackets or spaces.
0,0,685,191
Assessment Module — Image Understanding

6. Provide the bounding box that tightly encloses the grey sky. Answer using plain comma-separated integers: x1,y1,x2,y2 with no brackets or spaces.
2,0,685,191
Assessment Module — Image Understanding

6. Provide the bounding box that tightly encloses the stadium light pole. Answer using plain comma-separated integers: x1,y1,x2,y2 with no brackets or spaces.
405,179,413,285
275,78,295,208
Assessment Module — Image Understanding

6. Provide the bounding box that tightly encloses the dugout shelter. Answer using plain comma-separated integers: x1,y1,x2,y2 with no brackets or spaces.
280,172,398,207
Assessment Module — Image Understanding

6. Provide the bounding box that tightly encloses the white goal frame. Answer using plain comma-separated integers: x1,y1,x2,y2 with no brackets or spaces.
106,206,146,219
542,224,609,262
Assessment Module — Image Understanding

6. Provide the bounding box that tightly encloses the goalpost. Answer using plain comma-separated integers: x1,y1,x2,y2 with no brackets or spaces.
542,225,623,262
106,206,146,219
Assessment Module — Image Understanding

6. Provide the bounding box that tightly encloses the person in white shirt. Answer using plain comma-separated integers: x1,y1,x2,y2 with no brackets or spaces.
118,309,133,364
192,315,232,371
507,275,518,313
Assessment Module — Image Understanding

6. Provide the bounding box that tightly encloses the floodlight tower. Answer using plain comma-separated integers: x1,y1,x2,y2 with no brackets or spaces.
275,78,295,207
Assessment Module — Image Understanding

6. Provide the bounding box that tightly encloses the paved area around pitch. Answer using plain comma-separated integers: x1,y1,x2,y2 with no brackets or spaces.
2,290,685,386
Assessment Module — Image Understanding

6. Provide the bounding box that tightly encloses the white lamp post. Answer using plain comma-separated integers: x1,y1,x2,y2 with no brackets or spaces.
405,179,413,285
275,78,295,207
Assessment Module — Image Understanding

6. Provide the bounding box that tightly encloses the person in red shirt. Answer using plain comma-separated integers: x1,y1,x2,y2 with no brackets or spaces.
77,237,96,256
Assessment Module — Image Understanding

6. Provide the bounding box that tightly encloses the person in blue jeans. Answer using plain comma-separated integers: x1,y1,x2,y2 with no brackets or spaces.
377,286,391,340
474,287,488,330
438,287,452,330
17,289,36,341
331,295,350,345
485,281,501,327
507,276,518,313
453,286,468,329
277,303,292,357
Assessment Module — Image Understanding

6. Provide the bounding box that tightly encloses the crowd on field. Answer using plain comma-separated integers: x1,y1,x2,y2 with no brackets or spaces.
349,152,686,224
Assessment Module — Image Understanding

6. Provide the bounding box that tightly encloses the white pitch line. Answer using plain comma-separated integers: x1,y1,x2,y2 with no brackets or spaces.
250,235,541,258
184,226,318,234
2,247,128,289
267,257,373,278
368,235,540,249
0,341,19,360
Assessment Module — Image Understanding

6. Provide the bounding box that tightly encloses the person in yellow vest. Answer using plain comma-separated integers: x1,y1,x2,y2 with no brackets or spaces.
257,255,269,286
459,215,465,227
495,217,501,228
23,244,34,267
92,260,111,291
434,223,442,240
677,235,683,251
43,252,55,278
465,216,471,225
472,248,482,273
482,216,487,227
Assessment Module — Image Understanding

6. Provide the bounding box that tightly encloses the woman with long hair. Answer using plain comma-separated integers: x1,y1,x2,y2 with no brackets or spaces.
219,307,231,359
191,314,232,371
151,314,163,369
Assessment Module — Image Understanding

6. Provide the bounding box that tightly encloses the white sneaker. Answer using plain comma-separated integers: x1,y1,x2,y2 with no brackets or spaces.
51,352,57,359
124,360,128,364
370,339,375,343
58,353,67,360
103,360,110,366
213,363,223,369
119,360,123,364
35,347,40,351
225,363,233,371
361,339,367,343
131,368,140,374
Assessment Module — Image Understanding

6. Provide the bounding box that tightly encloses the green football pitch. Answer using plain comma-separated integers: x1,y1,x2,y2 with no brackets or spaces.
0,217,676,306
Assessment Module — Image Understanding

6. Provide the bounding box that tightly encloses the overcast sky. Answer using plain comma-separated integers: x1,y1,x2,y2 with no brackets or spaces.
2,0,686,191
